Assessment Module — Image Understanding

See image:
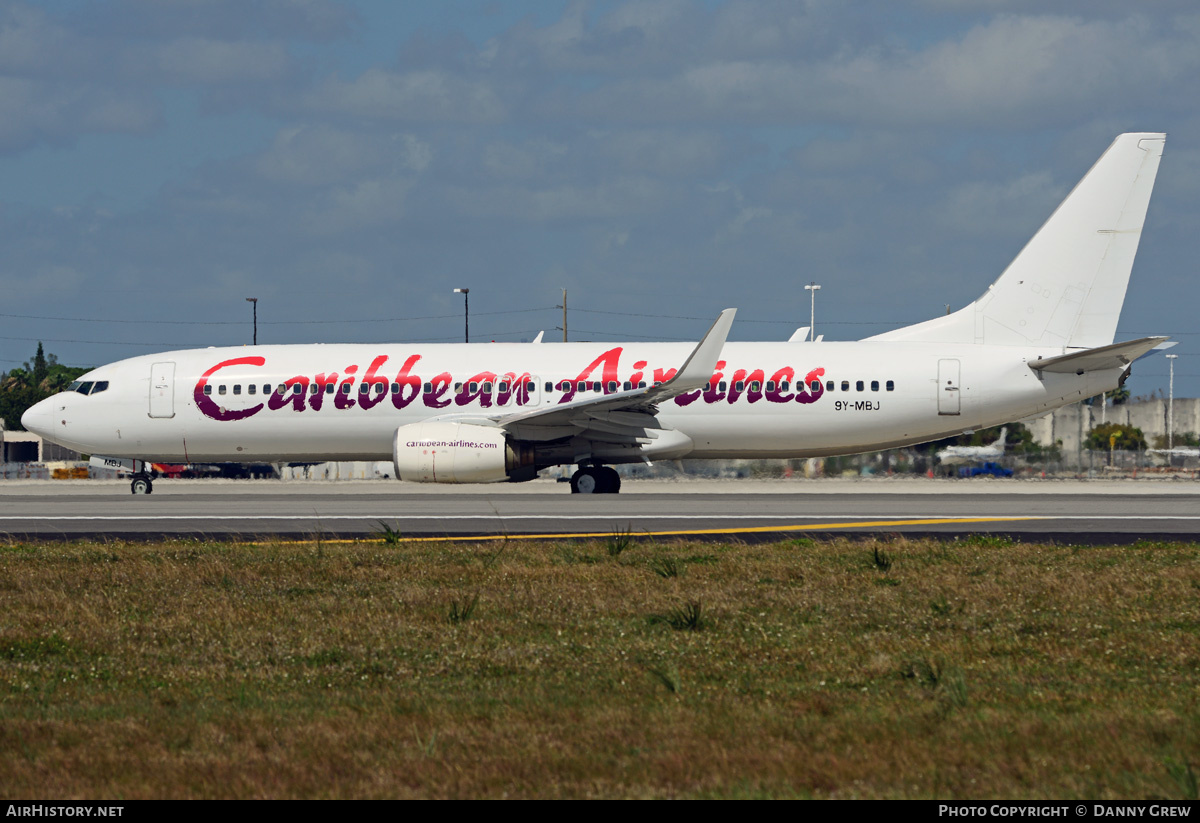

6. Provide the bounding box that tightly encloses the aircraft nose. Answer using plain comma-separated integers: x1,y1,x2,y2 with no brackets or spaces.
20,397,54,437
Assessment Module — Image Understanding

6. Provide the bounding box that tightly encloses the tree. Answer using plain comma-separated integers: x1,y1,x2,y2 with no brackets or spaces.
1152,432,1200,450
0,343,87,431
1086,422,1147,451
32,342,47,386
1106,387,1131,406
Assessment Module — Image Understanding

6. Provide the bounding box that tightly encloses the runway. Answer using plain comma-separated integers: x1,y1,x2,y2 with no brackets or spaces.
3,478,1200,542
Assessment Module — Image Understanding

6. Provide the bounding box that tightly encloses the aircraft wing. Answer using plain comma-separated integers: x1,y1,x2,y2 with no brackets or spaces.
1028,336,1168,374
423,309,736,444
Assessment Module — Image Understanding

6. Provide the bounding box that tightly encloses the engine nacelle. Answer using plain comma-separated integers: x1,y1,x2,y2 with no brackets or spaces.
392,421,535,483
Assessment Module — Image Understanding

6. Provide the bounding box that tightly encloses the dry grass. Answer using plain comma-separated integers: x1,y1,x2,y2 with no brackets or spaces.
1,533,1198,799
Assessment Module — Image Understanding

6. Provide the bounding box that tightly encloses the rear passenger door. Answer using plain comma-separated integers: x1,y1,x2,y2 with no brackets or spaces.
937,359,960,416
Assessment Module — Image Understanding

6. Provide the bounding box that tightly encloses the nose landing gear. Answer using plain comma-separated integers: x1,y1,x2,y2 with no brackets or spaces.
129,460,153,495
569,465,621,494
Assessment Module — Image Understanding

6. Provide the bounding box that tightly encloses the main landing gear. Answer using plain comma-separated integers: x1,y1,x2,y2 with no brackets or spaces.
570,465,621,494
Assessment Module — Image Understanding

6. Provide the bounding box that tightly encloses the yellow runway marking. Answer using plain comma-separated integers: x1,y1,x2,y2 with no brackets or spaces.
364,516,1037,543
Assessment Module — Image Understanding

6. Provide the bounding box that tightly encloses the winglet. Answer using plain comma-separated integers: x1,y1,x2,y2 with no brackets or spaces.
658,308,736,397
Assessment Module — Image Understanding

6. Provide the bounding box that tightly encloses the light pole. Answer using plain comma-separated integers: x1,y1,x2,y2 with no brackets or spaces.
559,288,568,342
804,282,821,341
453,288,469,343
246,297,258,345
1167,353,1179,450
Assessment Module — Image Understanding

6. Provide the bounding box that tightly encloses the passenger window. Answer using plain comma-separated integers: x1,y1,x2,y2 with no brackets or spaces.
577,382,585,392
469,381,478,393
841,381,849,392
482,382,493,393
810,380,821,392
340,384,351,394
218,385,227,396
735,381,745,392
276,385,286,395
765,381,775,392
248,385,256,395
455,383,463,392
871,380,879,392
638,382,647,389
719,381,727,392
203,385,213,396
856,380,864,392
545,382,553,393
326,384,335,395
781,381,789,392
233,385,242,395
263,385,272,395
749,381,761,393
623,381,631,391
607,381,617,393
293,384,304,395
886,380,895,392
826,381,834,392
309,384,319,395
422,382,432,394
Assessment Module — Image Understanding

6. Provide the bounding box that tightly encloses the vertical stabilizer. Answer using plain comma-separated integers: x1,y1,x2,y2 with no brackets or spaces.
868,133,1165,348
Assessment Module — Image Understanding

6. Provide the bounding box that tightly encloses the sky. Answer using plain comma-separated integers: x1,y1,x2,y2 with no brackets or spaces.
1,0,1198,399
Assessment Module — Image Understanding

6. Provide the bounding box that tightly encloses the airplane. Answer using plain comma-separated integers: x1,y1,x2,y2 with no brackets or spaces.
936,428,1008,466
1147,447,1200,460
22,133,1168,496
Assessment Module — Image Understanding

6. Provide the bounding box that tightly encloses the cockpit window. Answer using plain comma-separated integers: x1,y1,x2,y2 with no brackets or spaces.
69,380,109,395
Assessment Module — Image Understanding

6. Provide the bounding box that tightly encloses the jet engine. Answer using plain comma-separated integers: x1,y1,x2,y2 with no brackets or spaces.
392,421,536,483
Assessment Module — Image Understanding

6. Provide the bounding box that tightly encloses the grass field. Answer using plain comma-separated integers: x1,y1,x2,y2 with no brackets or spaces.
1,533,1198,799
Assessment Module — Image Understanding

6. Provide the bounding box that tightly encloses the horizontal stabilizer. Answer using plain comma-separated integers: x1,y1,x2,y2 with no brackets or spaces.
1028,336,1167,374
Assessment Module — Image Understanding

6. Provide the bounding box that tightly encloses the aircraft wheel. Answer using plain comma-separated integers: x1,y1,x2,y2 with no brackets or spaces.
131,474,153,495
570,466,621,494
598,466,621,494
570,467,599,494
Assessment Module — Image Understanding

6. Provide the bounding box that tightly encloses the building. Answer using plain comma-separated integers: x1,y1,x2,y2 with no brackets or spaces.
1025,397,1200,454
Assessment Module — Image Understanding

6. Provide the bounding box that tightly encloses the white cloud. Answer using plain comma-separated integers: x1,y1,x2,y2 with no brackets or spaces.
442,176,669,222
298,68,506,124
0,77,158,152
540,11,1200,127
149,37,291,84
255,126,431,186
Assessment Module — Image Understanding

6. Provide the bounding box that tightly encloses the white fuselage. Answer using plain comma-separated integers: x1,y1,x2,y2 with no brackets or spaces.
24,339,1119,465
